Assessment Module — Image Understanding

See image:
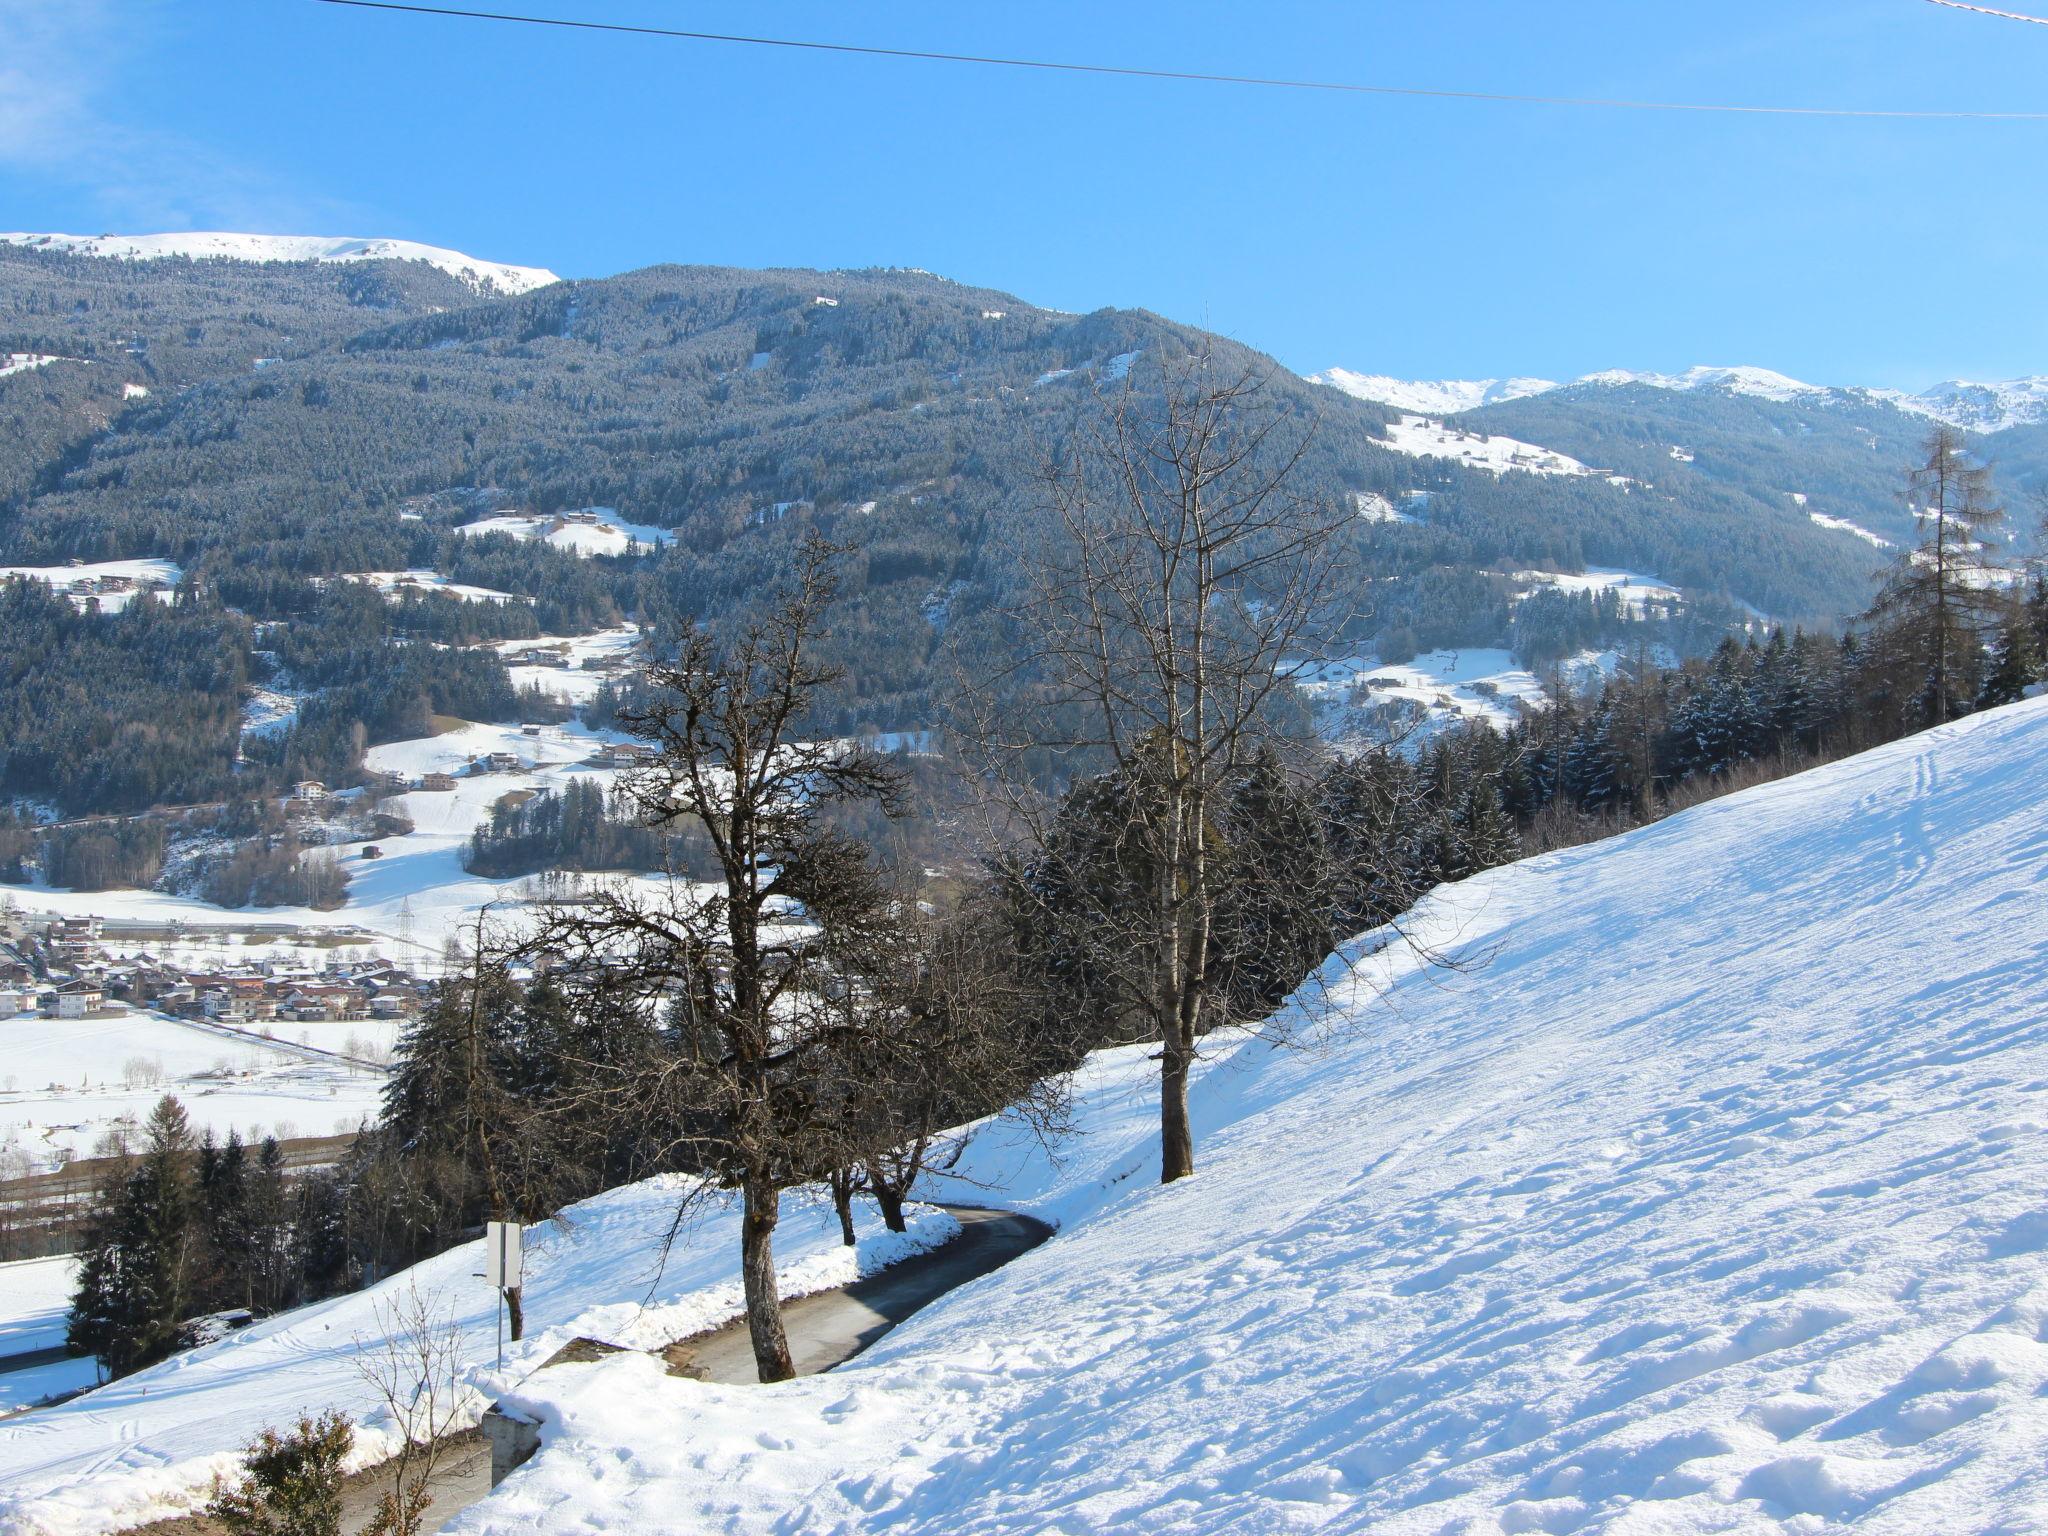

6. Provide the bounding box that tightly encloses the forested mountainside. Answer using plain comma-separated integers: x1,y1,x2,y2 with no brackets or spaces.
1459,377,2048,557
0,243,1940,818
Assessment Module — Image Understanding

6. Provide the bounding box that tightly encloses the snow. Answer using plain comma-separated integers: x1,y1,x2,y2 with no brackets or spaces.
0,1009,389,1174
1351,491,1418,526
1573,364,1825,402
0,1256,98,1411
0,1257,80,1357
0,560,182,614
455,508,674,559
1296,646,1550,735
1,353,75,380
1882,377,2048,435
1312,361,2048,434
1378,415,1599,478
456,695,2048,1536
0,1179,957,1536
10,713,672,978
0,233,558,297
238,686,301,739
333,570,517,605
119,384,147,401
494,625,642,706
1311,370,1559,414
1809,511,1895,550
1515,565,1682,614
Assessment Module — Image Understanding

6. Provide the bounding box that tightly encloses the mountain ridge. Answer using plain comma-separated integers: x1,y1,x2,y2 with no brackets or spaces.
1314,362,2048,434
0,231,560,298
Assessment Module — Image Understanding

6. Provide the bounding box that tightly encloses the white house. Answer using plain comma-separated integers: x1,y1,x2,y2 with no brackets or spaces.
49,980,105,1019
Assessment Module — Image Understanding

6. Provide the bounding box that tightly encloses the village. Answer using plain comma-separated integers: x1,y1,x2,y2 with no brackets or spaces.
0,908,432,1033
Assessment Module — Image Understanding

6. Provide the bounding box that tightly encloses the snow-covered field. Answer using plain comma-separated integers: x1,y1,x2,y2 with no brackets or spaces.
456,509,673,559
333,570,517,605
0,1010,389,1173
0,561,182,615
1515,566,1682,614
0,1184,956,1536
458,695,2048,1535
0,1257,94,1413
1,354,76,380
17,713,659,965
0,233,558,297
1378,414,1599,478
1296,646,1558,736
494,625,641,706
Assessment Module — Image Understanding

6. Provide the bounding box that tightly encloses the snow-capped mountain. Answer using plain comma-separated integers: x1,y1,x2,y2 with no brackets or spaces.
1883,377,2048,434
1314,363,1826,412
1314,361,2048,433
1306,369,1558,416
1573,363,1825,402
0,231,559,297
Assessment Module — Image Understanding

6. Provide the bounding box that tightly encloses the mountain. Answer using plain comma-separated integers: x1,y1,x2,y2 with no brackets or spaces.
1886,377,2048,434
1315,363,2048,569
1317,358,2048,435
0,232,558,297
0,237,1976,819
449,696,2048,1533
1307,369,1558,416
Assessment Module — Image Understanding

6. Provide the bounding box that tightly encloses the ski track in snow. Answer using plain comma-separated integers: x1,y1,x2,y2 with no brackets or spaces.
452,697,2048,1535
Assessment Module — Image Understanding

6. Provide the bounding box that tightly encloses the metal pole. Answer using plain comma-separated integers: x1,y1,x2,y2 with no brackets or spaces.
497,1290,504,1371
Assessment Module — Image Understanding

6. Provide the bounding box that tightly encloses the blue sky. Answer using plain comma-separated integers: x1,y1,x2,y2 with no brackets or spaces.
3,0,2045,388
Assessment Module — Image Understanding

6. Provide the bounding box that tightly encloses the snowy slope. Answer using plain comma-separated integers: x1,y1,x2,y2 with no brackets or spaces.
1884,378,2048,434
0,233,557,297
0,1180,956,1536
463,696,2048,1535
1377,415,1606,478
454,508,674,559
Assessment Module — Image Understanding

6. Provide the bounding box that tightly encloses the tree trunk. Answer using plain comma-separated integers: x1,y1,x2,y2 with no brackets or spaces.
867,1169,908,1233
1160,1024,1195,1182
505,1284,524,1342
831,1170,857,1247
740,1173,795,1382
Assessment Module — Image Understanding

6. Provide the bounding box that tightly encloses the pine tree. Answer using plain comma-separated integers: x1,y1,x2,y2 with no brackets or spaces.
1867,427,2008,725
1979,602,2042,708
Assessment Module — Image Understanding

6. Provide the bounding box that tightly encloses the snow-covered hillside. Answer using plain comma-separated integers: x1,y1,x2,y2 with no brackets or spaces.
0,233,558,297
1377,414,1611,479
463,696,2048,1535
0,1184,956,1536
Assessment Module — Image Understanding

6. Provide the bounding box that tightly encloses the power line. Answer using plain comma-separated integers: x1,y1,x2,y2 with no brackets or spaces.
1923,0,2048,21
310,0,2048,121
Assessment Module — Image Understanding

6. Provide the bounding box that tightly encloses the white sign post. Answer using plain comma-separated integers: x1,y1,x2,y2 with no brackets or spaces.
484,1221,523,1369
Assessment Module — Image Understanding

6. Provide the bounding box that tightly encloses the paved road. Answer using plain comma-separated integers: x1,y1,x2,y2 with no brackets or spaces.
664,1205,1054,1383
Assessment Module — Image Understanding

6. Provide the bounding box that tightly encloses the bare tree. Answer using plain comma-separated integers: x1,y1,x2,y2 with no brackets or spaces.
523,536,904,1383
1867,426,2008,724
962,351,1359,1183
353,1285,467,1536
831,893,1072,1229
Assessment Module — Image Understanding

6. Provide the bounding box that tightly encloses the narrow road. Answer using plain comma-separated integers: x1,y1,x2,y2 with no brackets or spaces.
663,1205,1054,1383
123,1205,1052,1535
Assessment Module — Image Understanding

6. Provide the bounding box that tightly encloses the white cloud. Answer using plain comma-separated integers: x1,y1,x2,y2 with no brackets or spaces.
0,1,360,232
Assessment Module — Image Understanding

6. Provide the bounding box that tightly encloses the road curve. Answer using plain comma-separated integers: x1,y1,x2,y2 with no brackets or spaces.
663,1204,1054,1383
